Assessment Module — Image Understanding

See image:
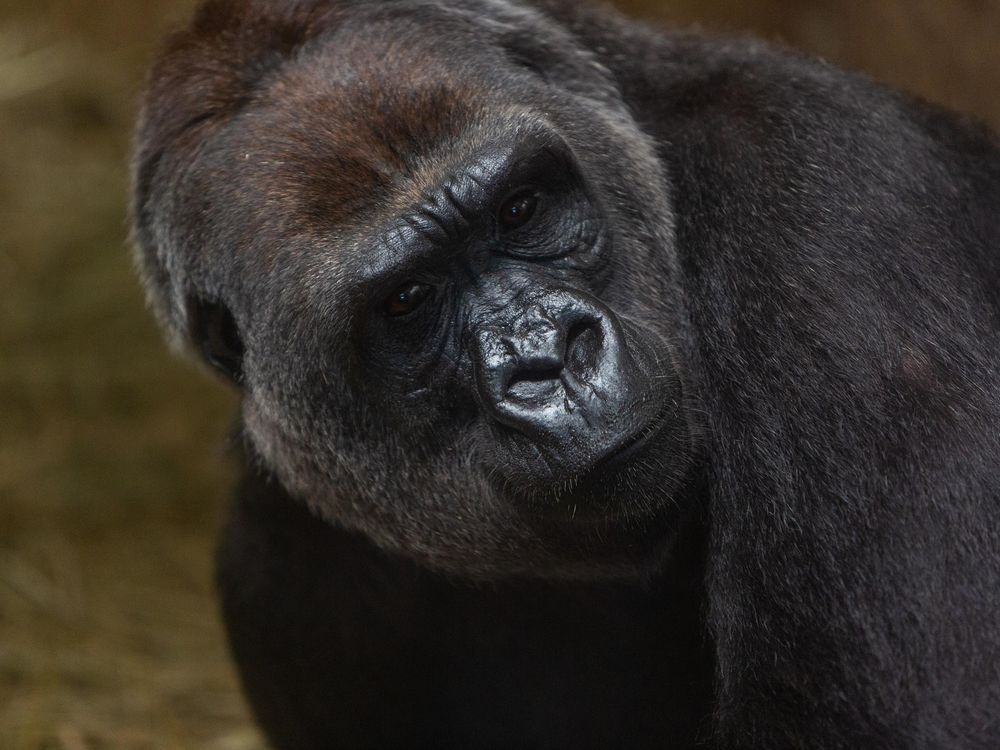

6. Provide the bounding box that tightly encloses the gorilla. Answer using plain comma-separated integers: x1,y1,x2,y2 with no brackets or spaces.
131,0,1000,747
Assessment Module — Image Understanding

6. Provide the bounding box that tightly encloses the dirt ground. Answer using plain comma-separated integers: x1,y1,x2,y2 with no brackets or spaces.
1,1,255,747
1,1,997,748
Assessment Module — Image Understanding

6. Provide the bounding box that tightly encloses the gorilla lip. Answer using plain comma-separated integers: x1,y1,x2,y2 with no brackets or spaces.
591,400,673,473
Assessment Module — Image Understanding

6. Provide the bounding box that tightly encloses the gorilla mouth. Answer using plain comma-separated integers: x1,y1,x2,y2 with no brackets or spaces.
491,399,674,490
591,400,674,474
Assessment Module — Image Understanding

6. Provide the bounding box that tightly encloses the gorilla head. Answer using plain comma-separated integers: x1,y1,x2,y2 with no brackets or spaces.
135,0,1000,747
133,0,699,579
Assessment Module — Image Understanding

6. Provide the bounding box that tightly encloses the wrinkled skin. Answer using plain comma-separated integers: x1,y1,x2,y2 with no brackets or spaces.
133,1,1000,748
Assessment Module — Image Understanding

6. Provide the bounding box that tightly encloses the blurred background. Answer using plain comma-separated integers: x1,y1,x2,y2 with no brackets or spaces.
1,0,998,747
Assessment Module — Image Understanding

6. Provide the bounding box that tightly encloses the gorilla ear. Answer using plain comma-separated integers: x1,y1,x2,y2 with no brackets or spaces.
186,295,245,386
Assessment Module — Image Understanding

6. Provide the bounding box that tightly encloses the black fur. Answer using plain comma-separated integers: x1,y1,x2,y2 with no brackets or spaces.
132,1,1000,747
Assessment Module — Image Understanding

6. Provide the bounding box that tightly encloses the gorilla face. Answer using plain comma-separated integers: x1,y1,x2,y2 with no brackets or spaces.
137,1,700,578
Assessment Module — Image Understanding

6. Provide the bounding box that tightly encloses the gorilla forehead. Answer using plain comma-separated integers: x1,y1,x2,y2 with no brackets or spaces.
191,3,576,238
136,0,635,342
253,31,483,214
210,97,570,336
188,47,616,332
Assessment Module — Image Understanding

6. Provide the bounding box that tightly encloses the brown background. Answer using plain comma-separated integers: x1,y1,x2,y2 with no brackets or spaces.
2,1,998,748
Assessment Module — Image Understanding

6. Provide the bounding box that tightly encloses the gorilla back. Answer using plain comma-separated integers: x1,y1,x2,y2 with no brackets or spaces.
132,1,1000,747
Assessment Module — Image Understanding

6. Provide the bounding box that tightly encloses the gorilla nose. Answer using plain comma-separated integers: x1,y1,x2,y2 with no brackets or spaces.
473,293,607,435
505,316,603,400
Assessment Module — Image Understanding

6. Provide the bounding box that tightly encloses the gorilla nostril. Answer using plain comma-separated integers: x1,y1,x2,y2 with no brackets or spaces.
566,318,601,375
506,362,564,403
499,314,605,405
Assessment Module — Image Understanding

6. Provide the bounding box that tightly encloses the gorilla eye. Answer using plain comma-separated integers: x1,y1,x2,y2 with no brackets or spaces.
385,281,431,317
498,190,538,229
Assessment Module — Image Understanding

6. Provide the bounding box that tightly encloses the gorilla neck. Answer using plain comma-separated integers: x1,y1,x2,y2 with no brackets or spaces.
220,462,715,749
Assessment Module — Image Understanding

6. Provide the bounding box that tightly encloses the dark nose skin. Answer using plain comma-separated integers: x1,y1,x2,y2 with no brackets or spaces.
469,283,668,481
472,288,627,443
502,304,567,392
476,299,601,407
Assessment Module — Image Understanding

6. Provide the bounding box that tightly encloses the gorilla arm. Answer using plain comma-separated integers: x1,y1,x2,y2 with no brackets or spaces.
591,19,1000,748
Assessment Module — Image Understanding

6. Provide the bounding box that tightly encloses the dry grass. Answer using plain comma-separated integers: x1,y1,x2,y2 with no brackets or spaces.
0,0,258,746
1,0,996,748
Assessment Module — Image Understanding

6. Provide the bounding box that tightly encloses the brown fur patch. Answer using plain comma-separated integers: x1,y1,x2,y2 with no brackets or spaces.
250,27,483,229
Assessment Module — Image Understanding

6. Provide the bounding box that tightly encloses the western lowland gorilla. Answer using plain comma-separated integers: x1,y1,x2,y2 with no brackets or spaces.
131,0,1000,747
